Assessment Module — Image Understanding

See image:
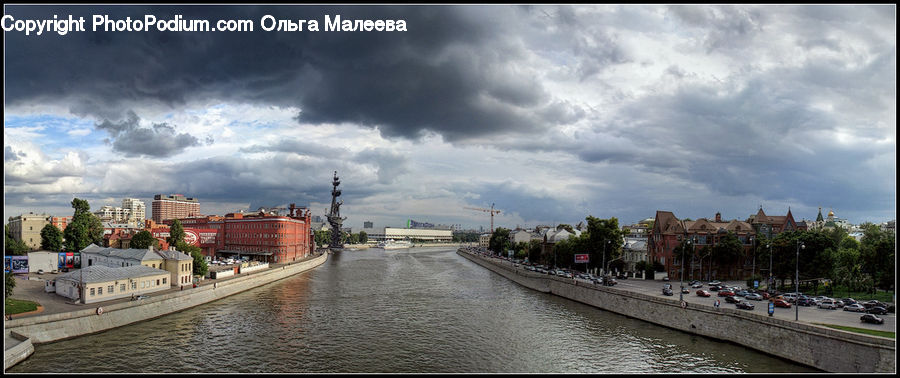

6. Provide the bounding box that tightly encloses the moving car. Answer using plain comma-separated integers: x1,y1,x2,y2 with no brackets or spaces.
691,283,703,288
707,280,721,286
860,314,884,325
796,297,814,307
696,290,711,297
736,290,750,297
717,290,735,297
818,299,837,310
866,306,888,315
681,287,690,294
736,301,755,310
663,286,674,296
725,296,740,304
843,304,866,312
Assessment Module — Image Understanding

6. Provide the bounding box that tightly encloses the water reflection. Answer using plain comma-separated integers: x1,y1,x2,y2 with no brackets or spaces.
9,247,815,373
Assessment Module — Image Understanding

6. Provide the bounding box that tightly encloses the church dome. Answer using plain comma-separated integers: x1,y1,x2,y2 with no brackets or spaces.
828,210,834,217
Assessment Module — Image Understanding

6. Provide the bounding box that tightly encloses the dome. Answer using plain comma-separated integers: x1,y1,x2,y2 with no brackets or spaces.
828,210,834,217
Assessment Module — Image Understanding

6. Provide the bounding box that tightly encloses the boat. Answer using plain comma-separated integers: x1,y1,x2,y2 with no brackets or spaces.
376,239,413,250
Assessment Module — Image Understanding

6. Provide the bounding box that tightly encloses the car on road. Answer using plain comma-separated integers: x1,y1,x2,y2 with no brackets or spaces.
862,300,887,310
818,299,838,310
736,290,749,297
681,287,690,294
841,298,857,306
773,299,791,308
37,269,44,274
866,306,888,315
745,293,763,301
662,277,670,281
843,304,866,312
691,283,703,288
696,290,711,297
707,280,721,286
736,301,755,310
725,296,740,304
663,286,674,296
797,297,814,307
604,278,617,286
860,314,884,325
718,290,735,297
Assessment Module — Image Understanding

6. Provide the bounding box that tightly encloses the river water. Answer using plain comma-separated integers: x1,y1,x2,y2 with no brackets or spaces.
9,247,815,373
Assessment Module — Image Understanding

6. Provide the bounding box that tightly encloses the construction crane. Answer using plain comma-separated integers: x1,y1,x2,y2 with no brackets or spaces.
465,203,502,232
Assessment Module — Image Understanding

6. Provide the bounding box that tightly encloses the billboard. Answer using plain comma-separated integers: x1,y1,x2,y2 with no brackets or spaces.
184,228,218,246
575,254,589,263
4,257,10,273
58,252,82,269
10,256,29,273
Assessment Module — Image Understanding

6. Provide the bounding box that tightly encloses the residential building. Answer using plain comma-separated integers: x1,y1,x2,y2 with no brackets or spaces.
80,244,193,288
94,205,131,223
746,207,807,239
121,197,146,226
509,229,535,245
54,265,171,304
649,210,757,281
479,233,491,249
152,194,200,223
7,212,51,251
50,216,72,231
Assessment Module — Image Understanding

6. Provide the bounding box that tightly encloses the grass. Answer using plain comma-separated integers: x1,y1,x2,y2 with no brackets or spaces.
814,323,895,339
5,298,39,315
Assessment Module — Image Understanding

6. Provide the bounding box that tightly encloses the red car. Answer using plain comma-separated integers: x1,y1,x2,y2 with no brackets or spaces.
773,299,791,308
761,292,771,300
696,290,711,297
718,290,735,297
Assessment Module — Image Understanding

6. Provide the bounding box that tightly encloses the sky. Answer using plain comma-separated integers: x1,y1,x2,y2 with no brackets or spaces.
3,4,896,231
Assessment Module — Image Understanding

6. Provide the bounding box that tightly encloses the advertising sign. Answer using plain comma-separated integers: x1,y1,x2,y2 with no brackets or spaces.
184,228,218,246
10,256,29,273
754,280,759,288
59,252,80,269
768,302,775,316
574,254,589,263
4,257,10,273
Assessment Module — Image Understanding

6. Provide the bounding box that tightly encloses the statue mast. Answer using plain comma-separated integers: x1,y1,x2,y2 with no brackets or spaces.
327,171,345,250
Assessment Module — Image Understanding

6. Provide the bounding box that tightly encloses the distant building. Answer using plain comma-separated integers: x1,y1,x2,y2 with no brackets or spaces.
364,227,453,243
364,221,373,229
479,234,491,249
50,216,73,231
122,198,146,226
509,229,534,245
152,194,200,223
746,207,807,239
809,207,852,231
7,212,51,251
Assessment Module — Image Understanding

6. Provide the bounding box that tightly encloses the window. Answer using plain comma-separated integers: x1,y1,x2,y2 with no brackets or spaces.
163,278,167,285
108,285,114,293
90,288,95,296
98,287,103,295
121,284,126,292
132,282,136,290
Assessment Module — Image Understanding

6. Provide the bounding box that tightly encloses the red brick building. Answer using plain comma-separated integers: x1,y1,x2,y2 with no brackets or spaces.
175,205,313,263
51,216,73,231
649,210,757,281
152,194,200,223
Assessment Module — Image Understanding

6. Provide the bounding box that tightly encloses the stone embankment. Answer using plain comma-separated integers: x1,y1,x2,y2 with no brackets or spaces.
457,249,895,373
4,252,328,370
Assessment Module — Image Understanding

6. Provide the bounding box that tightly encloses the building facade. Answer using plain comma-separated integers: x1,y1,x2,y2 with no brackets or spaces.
649,210,757,281
50,216,72,231
80,244,193,288
152,194,200,223
747,207,807,239
7,212,52,251
54,265,171,304
363,227,453,243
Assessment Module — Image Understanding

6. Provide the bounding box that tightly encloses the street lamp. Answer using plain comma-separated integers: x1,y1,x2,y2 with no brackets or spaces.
750,236,756,280
767,243,773,294
795,241,805,321
681,238,691,302
602,239,611,276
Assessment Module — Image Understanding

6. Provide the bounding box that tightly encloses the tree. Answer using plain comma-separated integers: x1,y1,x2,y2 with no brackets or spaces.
40,224,64,252
359,231,368,244
585,216,623,272
167,219,185,246
489,228,511,255
130,230,159,250
556,224,575,234
5,272,15,297
5,225,29,255
859,225,895,292
711,231,743,279
314,230,330,247
63,198,104,252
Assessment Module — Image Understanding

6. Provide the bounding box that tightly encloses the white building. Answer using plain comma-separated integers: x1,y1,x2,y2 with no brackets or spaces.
363,227,453,243
81,244,193,288
54,265,171,304
479,234,491,248
27,251,59,273
122,197,146,226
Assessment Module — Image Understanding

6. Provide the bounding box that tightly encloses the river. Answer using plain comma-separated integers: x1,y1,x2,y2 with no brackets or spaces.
8,247,816,373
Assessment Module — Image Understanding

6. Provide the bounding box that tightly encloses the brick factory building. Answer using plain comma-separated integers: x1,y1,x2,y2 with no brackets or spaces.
152,194,200,223
175,204,313,264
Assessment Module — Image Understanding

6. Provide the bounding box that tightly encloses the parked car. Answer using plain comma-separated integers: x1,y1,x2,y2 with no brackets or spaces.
818,299,838,310
843,304,866,312
689,280,701,286
604,278,617,286
718,290,735,297
841,298,857,306
760,292,770,300
745,293,763,301
773,299,791,308
860,314,884,325
691,283,703,288
725,296,740,304
708,280,721,286
736,290,750,297
696,290,711,297
797,297,814,307
662,277,670,281
866,306,888,315
36,269,44,274
681,287,690,294
736,301,755,310
862,300,887,310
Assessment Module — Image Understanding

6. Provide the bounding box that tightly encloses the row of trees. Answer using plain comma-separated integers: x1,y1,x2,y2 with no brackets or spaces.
487,216,626,273
313,230,368,247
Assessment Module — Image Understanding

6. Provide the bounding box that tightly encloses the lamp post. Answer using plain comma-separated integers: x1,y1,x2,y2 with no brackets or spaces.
750,236,756,280
602,239,610,277
767,243,773,294
681,238,690,302
795,241,805,321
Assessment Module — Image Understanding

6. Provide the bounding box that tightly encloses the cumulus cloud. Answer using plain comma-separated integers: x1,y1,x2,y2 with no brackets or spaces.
95,111,200,157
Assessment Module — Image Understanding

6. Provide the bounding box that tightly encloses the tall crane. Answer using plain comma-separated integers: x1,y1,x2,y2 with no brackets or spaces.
465,203,502,232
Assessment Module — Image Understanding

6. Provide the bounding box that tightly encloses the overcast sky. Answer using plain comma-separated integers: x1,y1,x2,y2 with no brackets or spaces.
3,4,896,230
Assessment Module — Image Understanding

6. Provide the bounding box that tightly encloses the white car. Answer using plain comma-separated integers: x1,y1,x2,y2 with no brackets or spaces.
818,299,837,310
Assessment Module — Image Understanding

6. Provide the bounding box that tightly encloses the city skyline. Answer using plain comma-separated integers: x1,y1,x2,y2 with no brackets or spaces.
4,5,896,230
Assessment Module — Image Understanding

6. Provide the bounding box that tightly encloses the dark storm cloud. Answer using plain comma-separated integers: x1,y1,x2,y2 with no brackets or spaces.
5,5,585,142
95,111,200,157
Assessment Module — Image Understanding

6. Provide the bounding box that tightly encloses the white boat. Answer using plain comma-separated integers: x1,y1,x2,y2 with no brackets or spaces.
377,239,413,250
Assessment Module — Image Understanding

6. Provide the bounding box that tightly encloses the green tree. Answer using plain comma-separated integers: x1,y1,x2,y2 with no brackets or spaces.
711,231,744,279
314,230,330,247
489,228,511,255
5,225,29,255
585,216,623,272
859,224,895,292
359,231,368,244
167,219,185,246
40,224,64,252
63,198,103,252
130,230,159,249
5,272,15,297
